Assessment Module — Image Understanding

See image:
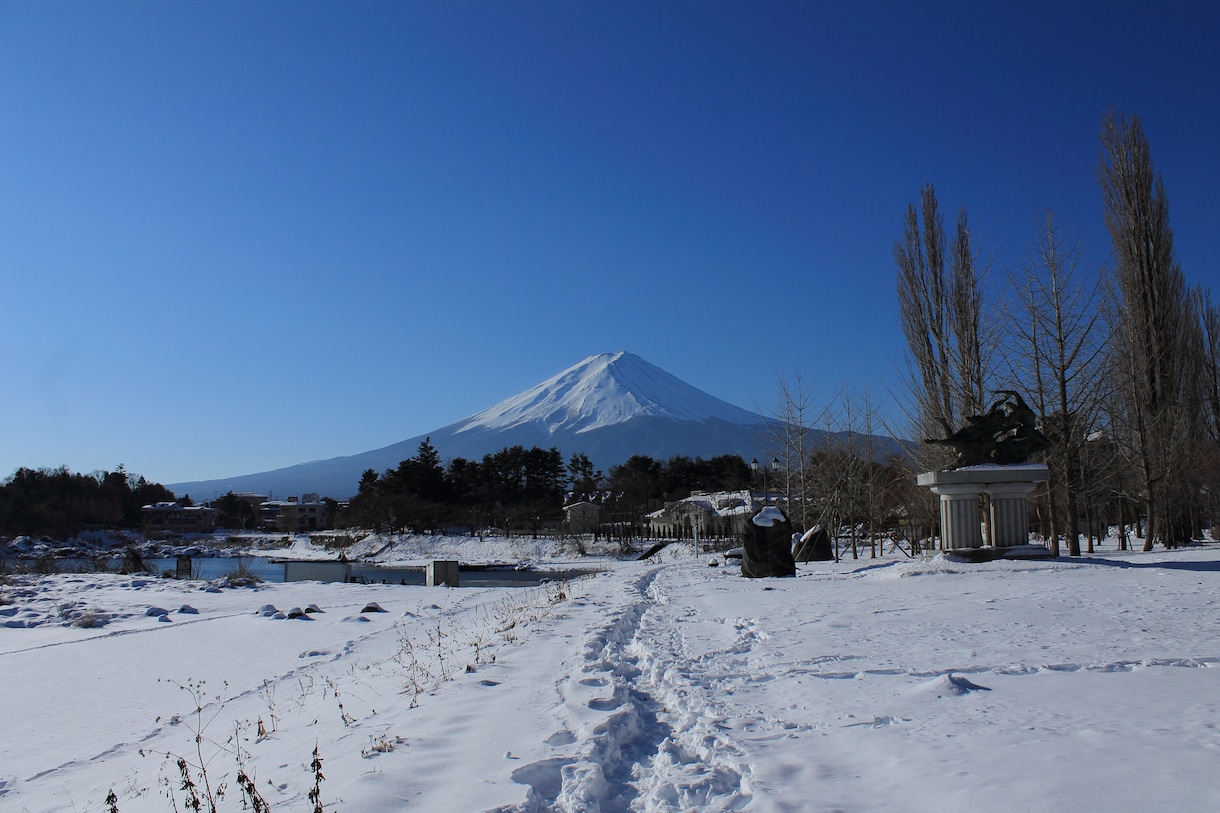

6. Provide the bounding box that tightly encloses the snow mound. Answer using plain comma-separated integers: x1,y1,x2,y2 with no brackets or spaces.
751,506,786,527
911,672,993,696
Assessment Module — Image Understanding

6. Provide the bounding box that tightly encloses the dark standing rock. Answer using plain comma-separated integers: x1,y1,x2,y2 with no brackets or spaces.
793,525,834,562
742,506,796,578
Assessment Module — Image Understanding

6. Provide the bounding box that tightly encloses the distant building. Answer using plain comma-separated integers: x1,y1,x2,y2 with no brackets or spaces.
233,492,269,510
261,494,330,532
563,500,602,534
142,502,217,535
646,490,761,538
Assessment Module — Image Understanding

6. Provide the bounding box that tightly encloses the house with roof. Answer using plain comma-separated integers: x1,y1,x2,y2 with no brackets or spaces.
261,494,330,532
646,490,767,540
562,500,603,534
141,502,217,536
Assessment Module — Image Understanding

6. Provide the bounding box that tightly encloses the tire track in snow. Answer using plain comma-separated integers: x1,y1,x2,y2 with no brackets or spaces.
15,610,411,789
772,655,1220,681
0,609,256,656
12,589,500,793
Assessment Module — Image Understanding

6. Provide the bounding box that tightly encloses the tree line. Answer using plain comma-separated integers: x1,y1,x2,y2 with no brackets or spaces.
893,108,1219,553
339,438,760,537
0,466,176,538
0,442,903,547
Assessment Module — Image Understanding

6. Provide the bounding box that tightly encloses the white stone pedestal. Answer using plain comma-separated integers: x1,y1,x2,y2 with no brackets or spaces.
917,464,1049,555
987,481,1040,548
926,483,985,550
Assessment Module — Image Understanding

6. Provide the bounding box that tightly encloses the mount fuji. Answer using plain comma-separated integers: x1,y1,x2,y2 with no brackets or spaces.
167,352,887,500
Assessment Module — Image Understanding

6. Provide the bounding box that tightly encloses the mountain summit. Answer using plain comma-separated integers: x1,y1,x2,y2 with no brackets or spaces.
167,352,771,499
455,352,765,435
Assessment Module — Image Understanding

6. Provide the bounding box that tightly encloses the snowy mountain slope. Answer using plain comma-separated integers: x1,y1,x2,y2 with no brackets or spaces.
454,352,766,434
166,352,900,500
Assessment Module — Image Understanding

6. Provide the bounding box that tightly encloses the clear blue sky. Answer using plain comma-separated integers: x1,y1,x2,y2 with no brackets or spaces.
2,0,1218,485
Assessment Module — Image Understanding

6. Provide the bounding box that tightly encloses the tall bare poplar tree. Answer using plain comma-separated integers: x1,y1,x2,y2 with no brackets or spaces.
895,183,988,463
1193,288,1220,444
1190,287,1220,527
1098,110,1194,548
1008,211,1105,556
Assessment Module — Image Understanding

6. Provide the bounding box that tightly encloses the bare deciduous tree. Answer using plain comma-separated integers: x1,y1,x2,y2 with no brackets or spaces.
895,183,989,468
1006,210,1105,556
1098,109,1195,549
764,374,825,530
1194,288,1220,444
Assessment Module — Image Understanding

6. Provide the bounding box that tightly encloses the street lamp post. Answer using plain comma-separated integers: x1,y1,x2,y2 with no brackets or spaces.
770,457,778,505
751,458,780,505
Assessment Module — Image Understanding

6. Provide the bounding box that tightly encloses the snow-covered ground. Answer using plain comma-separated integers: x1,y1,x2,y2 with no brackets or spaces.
2,539,1218,812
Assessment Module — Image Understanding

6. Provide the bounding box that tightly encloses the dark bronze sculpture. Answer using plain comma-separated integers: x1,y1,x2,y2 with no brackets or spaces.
924,390,1050,469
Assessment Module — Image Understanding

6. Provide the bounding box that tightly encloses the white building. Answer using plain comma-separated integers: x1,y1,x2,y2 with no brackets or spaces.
141,502,217,535
646,490,763,538
261,494,330,532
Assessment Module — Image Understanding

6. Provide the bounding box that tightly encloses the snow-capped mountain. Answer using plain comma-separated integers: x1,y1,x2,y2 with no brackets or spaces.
167,352,894,500
454,351,765,435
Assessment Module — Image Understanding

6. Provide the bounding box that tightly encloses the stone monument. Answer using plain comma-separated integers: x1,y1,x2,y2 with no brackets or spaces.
793,524,834,562
917,391,1051,559
741,505,797,577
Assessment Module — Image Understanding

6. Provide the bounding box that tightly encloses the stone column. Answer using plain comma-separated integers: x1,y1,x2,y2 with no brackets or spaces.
929,483,984,550
918,465,1048,555
987,482,1038,548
